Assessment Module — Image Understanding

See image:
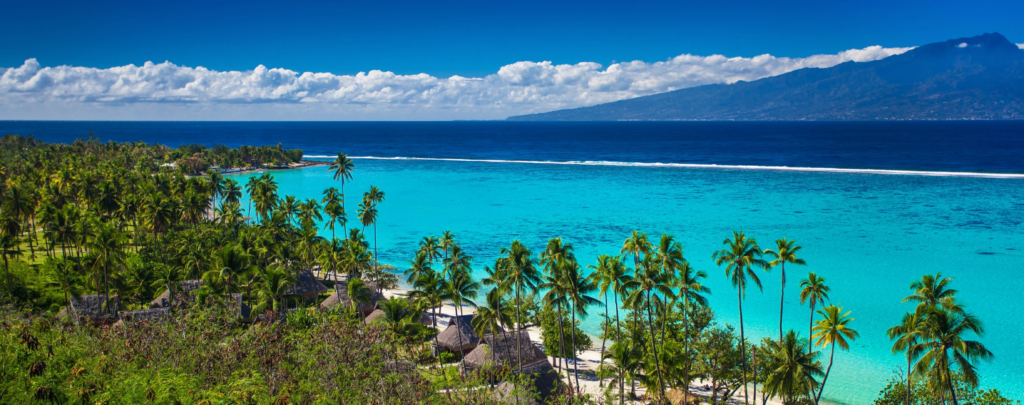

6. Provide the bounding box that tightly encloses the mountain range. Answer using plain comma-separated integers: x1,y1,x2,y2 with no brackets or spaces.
507,33,1024,121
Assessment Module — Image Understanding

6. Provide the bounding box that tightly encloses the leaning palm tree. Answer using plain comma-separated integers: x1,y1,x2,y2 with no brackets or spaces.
764,330,823,405
799,272,830,352
712,230,766,405
328,153,355,234
764,238,806,341
405,251,433,284
887,311,924,405
811,305,859,405
910,308,992,405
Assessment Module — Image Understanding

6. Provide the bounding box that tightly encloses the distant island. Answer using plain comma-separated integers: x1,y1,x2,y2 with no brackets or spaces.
508,33,1024,121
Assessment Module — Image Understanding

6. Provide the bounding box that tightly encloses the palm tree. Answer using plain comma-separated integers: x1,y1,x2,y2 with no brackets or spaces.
440,231,456,266
540,258,573,390
625,255,671,403
887,311,924,405
410,268,446,362
446,266,479,372
222,178,243,207
405,251,432,284
676,260,710,405
621,230,651,282
254,265,298,315
346,277,372,322
811,305,859,405
0,230,21,297
419,236,442,265
588,255,630,366
471,288,514,360
322,187,345,239
244,176,260,218
597,341,642,404
903,273,963,315
765,238,806,341
910,308,992,405
214,244,251,299
562,258,600,394
88,224,126,313
763,330,823,405
712,230,766,405
152,264,183,308
328,153,355,234
799,273,830,352
502,240,540,375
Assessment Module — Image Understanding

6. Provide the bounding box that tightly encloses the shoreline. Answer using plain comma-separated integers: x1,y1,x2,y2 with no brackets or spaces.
381,284,794,405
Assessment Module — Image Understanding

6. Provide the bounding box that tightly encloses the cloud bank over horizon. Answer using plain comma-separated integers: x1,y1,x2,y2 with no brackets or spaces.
1,45,913,120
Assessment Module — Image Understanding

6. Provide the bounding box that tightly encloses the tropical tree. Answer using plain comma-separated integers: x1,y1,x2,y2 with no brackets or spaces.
328,153,355,234
799,272,830,352
253,265,298,315
712,230,767,405
625,255,671,403
811,305,859,405
763,330,823,404
887,311,924,405
562,257,600,394
910,308,992,405
445,265,479,372
903,273,964,315
764,238,806,341
676,259,710,405
346,277,372,322
501,240,540,375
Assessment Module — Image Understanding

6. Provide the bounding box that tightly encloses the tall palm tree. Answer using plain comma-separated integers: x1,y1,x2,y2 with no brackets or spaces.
887,311,924,405
502,240,539,375
418,236,442,265
764,330,823,405
540,258,573,390
676,260,709,405
903,273,963,315
712,230,766,405
88,224,126,313
799,273,830,353
562,258,600,394
0,230,23,298
621,231,651,282
405,251,432,284
588,255,631,366
214,244,252,299
222,178,242,207
446,266,479,372
440,231,456,265
910,308,992,405
328,153,355,234
471,288,515,361
764,238,806,341
410,268,446,362
811,305,859,405
625,255,672,403
322,187,344,239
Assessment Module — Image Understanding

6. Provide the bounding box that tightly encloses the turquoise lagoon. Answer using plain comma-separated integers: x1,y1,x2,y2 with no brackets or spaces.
230,158,1024,404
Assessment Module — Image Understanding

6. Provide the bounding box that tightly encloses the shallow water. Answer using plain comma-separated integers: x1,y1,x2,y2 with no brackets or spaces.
230,159,1024,404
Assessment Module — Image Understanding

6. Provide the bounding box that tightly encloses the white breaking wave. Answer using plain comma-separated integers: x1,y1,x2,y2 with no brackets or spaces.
311,155,1024,178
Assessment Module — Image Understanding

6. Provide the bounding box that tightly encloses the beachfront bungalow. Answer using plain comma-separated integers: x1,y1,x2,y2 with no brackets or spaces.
57,294,120,321
463,330,545,374
488,360,562,405
285,270,329,302
318,281,384,316
436,314,481,356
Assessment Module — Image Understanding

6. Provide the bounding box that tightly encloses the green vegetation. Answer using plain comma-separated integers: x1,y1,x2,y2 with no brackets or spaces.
0,134,1013,404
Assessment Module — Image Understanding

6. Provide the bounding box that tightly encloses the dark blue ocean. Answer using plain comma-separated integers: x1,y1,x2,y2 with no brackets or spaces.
2,121,1023,173
3,121,1023,403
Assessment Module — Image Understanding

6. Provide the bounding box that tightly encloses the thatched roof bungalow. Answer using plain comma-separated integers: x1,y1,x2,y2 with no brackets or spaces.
364,309,432,326
463,330,544,373
57,295,120,321
150,280,204,308
319,281,383,316
436,314,480,354
489,360,562,404
286,270,328,301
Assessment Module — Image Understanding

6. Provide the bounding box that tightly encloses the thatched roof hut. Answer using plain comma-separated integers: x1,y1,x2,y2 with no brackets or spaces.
667,388,702,405
489,360,562,404
319,281,383,316
365,308,432,326
150,280,204,308
464,330,544,373
286,270,328,300
119,308,170,322
57,295,120,320
436,314,480,354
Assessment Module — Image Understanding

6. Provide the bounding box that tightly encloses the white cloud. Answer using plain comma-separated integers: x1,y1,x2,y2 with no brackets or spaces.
957,42,969,48
0,45,913,120
1018,43,1024,49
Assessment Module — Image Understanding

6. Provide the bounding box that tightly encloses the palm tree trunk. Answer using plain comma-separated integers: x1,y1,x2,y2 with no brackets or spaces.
615,292,624,405
646,291,666,404
556,305,572,393
341,180,347,236
454,303,468,376
432,307,442,364
600,294,608,388
515,285,524,375
570,302,581,395
808,303,815,353
815,343,836,405
945,367,959,405
779,263,786,341
906,356,912,405
738,286,748,405
3,255,10,298
683,298,691,405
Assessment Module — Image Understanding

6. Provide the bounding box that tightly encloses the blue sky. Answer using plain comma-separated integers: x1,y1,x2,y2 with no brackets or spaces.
1,0,1021,120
